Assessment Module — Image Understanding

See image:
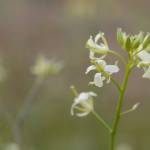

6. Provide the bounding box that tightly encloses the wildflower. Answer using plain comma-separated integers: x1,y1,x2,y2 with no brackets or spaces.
86,32,109,59
142,66,150,79
137,51,150,65
71,92,97,117
136,51,150,79
86,59,119,87
31,55,63,78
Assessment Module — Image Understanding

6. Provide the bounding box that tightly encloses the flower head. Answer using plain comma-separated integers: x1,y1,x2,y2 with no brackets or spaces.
86,32,109,59
137,51,150,66
117,28,150,53
71,91,97,117
31,55,63,78
136,51,150,79
86,59,119,87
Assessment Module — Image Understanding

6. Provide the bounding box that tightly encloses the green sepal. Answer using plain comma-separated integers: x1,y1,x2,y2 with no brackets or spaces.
143,33,150,49
125,36,131,51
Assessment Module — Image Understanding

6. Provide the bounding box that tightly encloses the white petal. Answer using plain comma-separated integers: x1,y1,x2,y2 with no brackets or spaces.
94,73,105,87
85,65,96,74
87,36,107,50
89,51,95,59
89,92,97,97
95,32,104,43
95,43,107,50
76,111,90,117
78,93,89,101
95,33,101,43
142,66,150,79
87,37,95,47
105,65,119,75
138,51,150,62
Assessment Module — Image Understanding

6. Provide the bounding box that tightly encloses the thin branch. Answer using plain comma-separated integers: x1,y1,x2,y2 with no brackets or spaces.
13,77,45,149
110,77,122,92
92,110,112,133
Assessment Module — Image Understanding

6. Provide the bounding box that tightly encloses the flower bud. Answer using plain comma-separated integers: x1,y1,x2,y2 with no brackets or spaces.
142,33,150,49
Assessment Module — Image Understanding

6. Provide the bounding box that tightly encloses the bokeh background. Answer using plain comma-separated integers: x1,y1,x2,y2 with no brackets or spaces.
0,0,149,150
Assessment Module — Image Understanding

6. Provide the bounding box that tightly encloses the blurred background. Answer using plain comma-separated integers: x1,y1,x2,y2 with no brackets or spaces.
0,0,149,149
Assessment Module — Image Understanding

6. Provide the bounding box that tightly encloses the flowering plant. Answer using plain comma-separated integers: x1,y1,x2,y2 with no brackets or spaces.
70,29,150,150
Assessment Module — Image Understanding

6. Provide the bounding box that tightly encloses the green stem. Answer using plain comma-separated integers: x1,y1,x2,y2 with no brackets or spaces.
110,77,121,92
13,77,44,149
92,110,112,133
110,64,131,150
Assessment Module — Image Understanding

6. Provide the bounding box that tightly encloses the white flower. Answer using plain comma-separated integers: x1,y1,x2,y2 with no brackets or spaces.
85,65,96,74
137,51,150,79
142,66,150,79
86,32,109,59
137,51,150,64
71,92,97,117
90,73,105,87
86,59,119,87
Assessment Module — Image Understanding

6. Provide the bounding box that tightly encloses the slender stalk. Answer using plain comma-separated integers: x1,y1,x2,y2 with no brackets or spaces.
92,110,112,133
13,77,44,149
110,64,131,150
110,77,121,92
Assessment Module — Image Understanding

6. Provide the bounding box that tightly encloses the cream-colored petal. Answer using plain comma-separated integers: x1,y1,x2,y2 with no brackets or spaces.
142,66,150,79
85,65,96,74
89,92,97,97
94,73,105,87
76,111,90,117
138,51,150,62
95,33,101,43
105,65,119,75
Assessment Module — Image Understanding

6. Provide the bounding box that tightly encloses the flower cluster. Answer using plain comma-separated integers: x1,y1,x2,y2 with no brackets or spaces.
86,32,120,87
117,29,150,79
71,32,120,117
70,29,150,150
71,29,150,117
86,59,119,87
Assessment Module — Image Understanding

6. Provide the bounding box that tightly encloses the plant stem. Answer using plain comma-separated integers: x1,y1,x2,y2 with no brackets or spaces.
13,77,44,149
110,64,131,150
92,110,112,133
110,77,121,92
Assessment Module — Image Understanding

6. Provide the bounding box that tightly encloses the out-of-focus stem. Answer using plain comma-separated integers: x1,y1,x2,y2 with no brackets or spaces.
13,77,44,149
92,110,112,133
110,64,131,150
